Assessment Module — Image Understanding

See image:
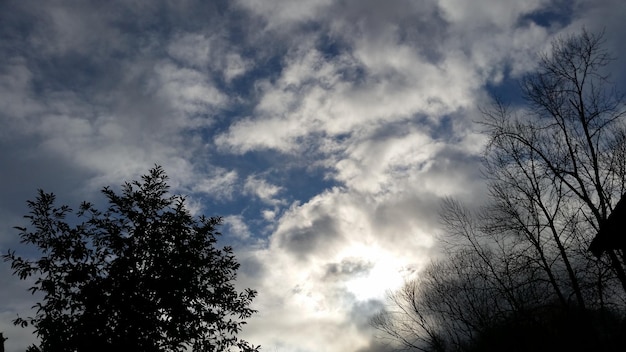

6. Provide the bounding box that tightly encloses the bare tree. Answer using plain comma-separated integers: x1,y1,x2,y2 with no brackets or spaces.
373,251,489,352
374,30,626,351
481,29,626,299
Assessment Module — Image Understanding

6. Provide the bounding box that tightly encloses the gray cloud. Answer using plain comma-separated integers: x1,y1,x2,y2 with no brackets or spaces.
0,265,39,352
355,340,400,352
277,214,343,258
324,258,374,281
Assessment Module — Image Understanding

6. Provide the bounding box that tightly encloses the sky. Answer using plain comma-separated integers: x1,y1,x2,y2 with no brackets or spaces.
1,1,625,351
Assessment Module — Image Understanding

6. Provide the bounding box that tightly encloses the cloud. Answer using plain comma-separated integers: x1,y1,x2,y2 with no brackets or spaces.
238,247,380,352
188,168,239,200
324,258,374,281
167,32,253,82
217,0,551,159
0,58,42,129
236,179,442,350
438,0,548,27
153,61,228,115
243,175,284,205
277,213,343,259
226,2,601,350
236,0,333,28
223,215,252,240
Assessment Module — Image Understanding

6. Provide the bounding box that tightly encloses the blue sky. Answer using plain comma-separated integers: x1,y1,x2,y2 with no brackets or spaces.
1,1,625,351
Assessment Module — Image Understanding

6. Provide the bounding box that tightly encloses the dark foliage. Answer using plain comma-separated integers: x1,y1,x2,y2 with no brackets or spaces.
589,194,626,257
0,332,6,352
3,166,259,352
466,306,626,352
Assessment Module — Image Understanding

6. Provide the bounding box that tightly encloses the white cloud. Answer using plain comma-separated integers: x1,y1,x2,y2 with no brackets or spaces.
153,61,228,115
215,47,356,153
238,186,437,351
438,0,549,27
261,209,277,221
215,15,490,156
236,0,333,28
243,175,284,205
191,168,239,200
223,215,252,239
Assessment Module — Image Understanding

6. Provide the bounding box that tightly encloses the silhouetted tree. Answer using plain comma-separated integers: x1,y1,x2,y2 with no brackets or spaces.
374,29,626,351
481,28,626,301
373,230,555,352
373,249,510,352
3,166,259,352
465,304,626,352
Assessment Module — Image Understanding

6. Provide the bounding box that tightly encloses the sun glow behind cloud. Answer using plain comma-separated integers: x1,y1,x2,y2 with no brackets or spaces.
340,244,413,302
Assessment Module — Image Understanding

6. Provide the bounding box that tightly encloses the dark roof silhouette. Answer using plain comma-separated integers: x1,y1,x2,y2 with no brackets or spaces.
589,194,626,257
0,332,6,352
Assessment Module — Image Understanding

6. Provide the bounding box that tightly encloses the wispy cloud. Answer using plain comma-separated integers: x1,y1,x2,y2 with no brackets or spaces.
244,175,285,205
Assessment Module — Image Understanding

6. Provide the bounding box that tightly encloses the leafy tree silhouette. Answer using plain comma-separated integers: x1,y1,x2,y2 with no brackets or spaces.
3,166,259,352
